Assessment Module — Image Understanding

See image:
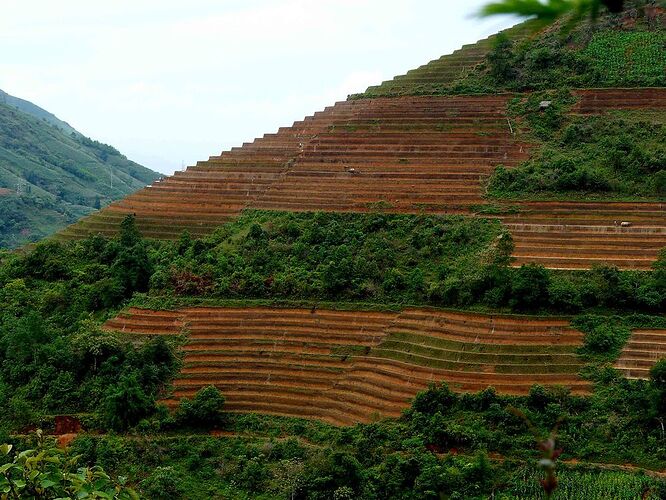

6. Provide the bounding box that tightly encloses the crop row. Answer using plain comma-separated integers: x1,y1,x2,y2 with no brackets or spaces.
614,329,666,380
103,305,594,425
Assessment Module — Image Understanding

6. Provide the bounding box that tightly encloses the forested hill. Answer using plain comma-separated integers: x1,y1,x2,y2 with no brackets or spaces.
0,89,159,248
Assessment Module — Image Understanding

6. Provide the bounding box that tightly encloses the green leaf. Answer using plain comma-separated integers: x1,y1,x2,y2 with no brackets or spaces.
0,463,16,473
18,449,35,460
12,479,26,489
0,444,12,456
41,479,58,489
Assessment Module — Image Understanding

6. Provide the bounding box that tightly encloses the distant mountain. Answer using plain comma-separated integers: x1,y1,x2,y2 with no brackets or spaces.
0,89,159,248
0,89,79,137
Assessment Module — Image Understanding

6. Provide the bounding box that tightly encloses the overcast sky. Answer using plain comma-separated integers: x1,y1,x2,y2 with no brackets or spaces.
1,1,519,175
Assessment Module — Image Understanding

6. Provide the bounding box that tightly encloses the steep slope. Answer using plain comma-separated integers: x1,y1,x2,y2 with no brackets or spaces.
57,95,527,240
55,9,666,271
0,92,159,248
45,9,666,428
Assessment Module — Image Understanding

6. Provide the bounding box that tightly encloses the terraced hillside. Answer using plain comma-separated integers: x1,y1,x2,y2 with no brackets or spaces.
499,89,666,270
104,306,590,426
58,94,528,240
503,201,666,269
615,329,666,379
3,9,666,496
57,87,666,270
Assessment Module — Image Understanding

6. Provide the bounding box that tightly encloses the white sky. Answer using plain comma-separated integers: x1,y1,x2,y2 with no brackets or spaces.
0,1,519,175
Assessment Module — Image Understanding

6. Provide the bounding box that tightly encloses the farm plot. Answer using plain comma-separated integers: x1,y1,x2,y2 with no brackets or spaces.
55,93,527,242
501,201,666,270
574,88,666,113
104,306,589,426
615,329,666,380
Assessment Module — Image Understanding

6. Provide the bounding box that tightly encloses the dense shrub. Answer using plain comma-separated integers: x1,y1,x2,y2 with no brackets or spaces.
0,216,178,431
141,466,186,500
176,386,225,427
101,372,155,431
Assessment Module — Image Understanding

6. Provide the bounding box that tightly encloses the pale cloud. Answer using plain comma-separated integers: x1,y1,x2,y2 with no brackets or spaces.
0,1,519,174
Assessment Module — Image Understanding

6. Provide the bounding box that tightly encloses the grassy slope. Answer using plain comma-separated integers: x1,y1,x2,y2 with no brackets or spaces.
0,99,159,248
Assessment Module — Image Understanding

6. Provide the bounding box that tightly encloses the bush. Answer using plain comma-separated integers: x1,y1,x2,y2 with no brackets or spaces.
487,33,516,83
176,386,225,427
581,323,631,359
141,466,186,500
510,264,550,311
409,382,458,416
0,431,138,499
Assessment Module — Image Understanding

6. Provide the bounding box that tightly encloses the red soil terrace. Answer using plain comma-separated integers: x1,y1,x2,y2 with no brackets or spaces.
615,329,666,380
57,87,666,270
104,306,590,426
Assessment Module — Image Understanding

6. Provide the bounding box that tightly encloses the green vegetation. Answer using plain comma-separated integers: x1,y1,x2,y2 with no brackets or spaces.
489,93,666,200
175,386,226,428
1,7,665,497
4,377,659,499
479,0,627,22
0,215,663,432
0,89,78,136
481,7,666,91
0,431,137,499
0,218,179,433
138,211,665,315
0,196,662,499
151,211,508,305
0,95,158,249
583,30,666,86
571,314,666,362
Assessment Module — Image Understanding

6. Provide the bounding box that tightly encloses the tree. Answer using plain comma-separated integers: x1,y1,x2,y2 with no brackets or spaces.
101,372,154,431
119,214,141,248
487,33,517,84
650,359,666,416
510,264,550,311
112,215,152,296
